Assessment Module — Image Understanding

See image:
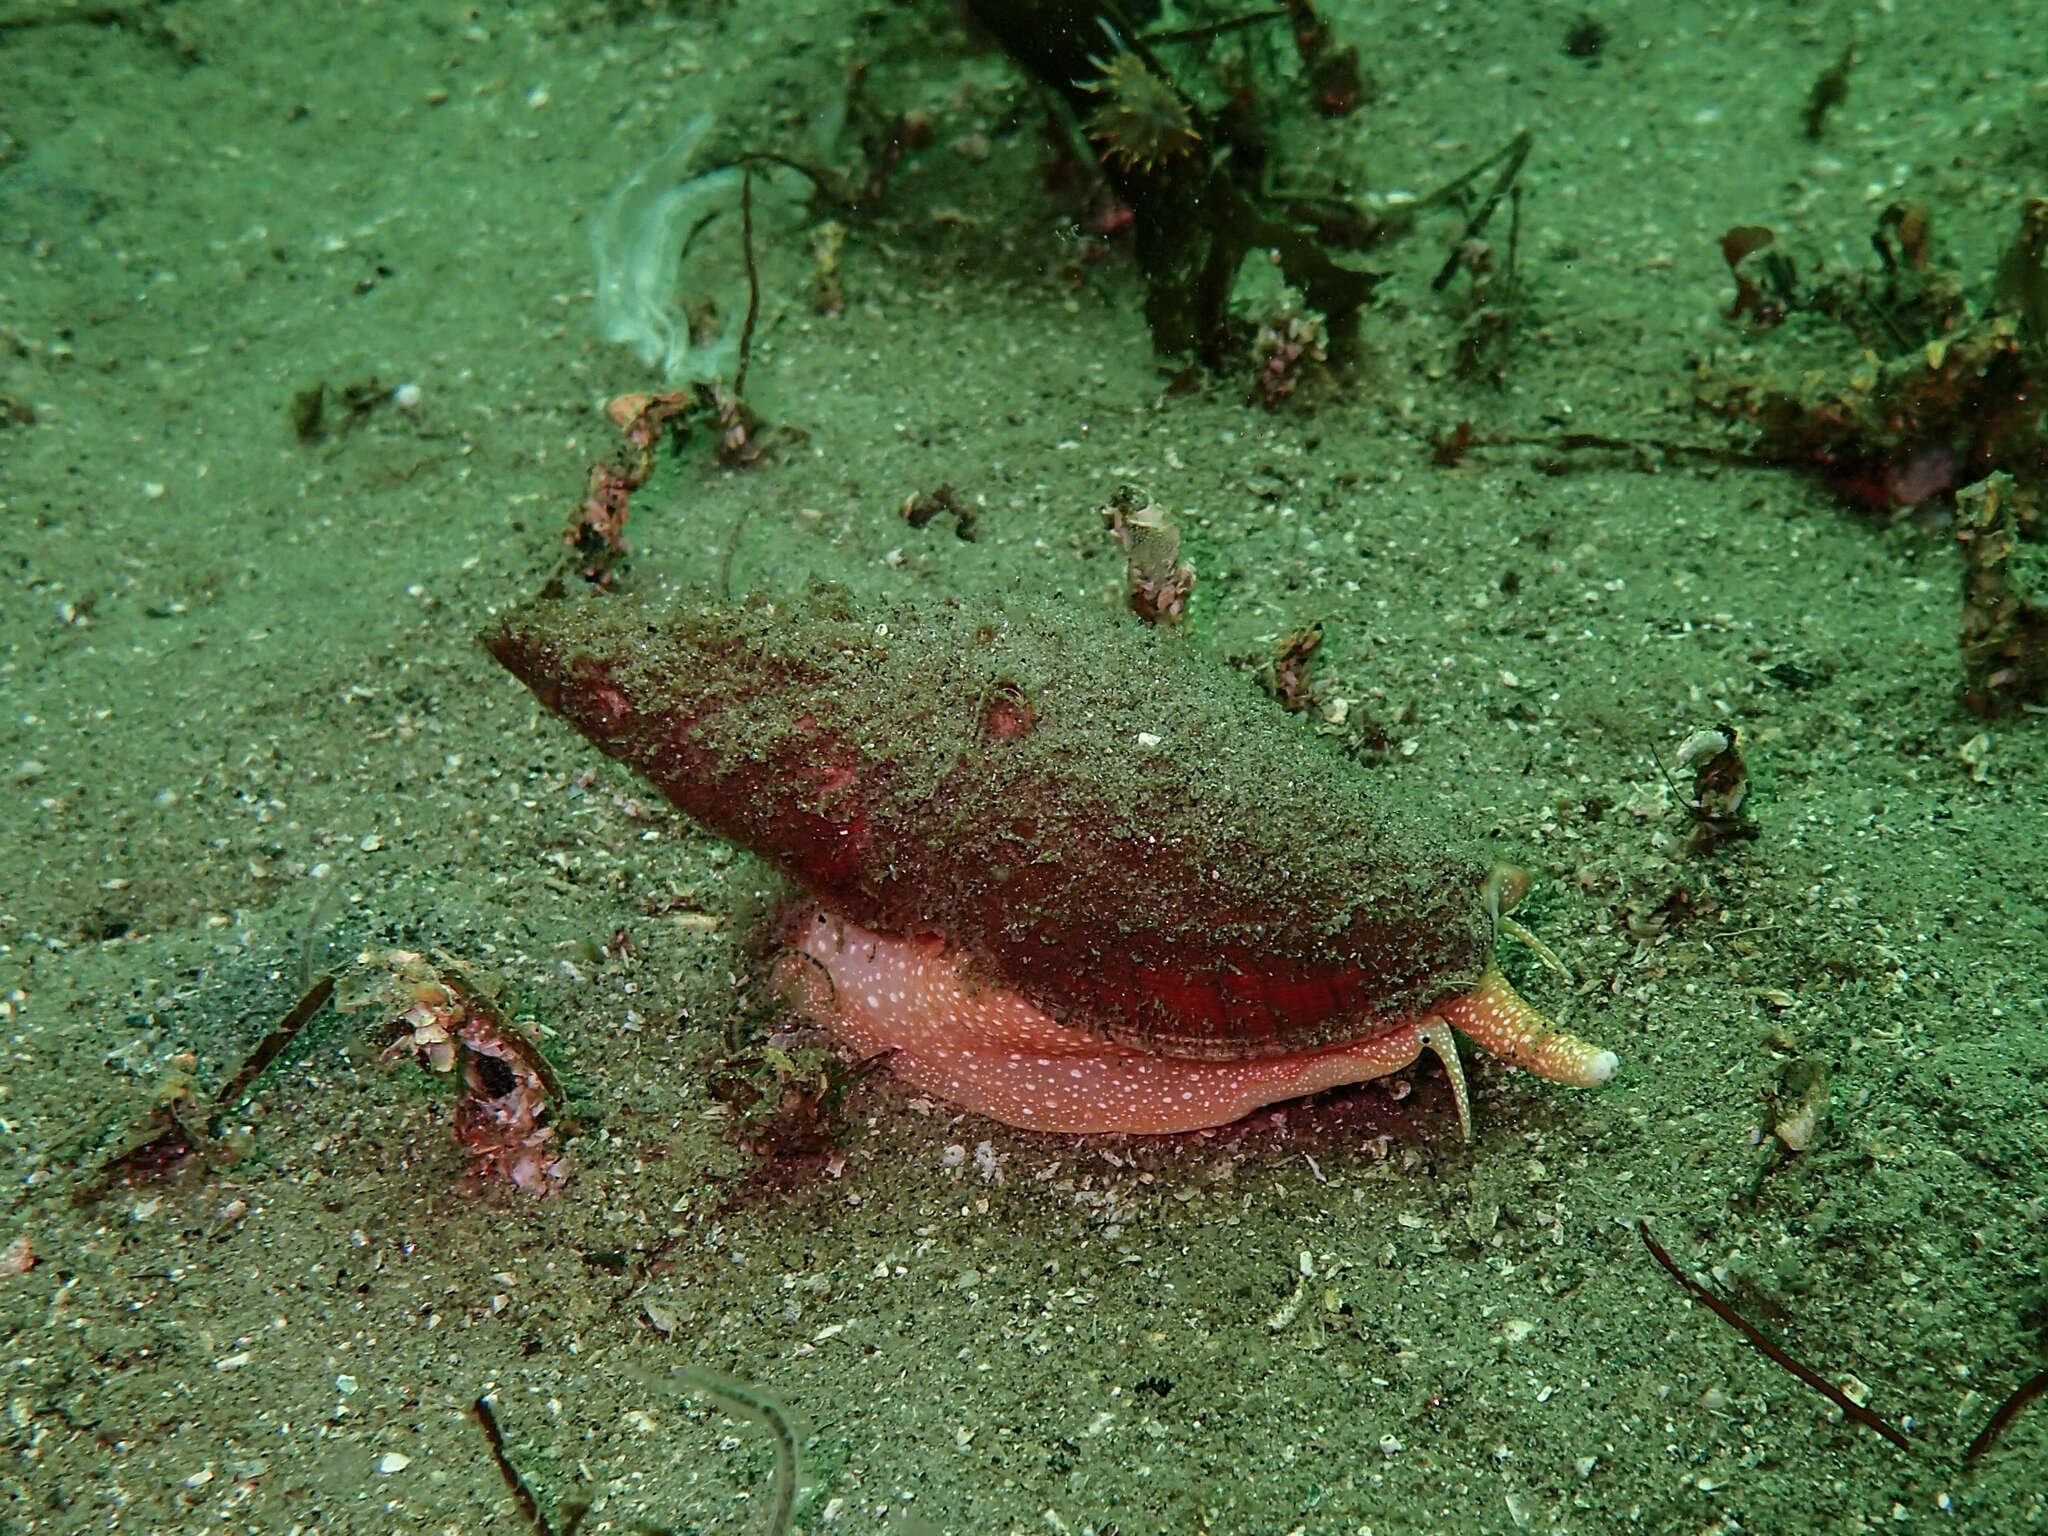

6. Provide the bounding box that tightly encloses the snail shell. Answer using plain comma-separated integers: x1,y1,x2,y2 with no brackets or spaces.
487,591,1615,1135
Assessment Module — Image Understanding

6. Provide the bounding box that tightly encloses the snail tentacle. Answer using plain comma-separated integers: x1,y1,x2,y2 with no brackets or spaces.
1409,1020,1472,1143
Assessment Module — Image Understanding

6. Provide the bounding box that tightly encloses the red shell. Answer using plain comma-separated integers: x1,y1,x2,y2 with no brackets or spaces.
486,592,1496,1061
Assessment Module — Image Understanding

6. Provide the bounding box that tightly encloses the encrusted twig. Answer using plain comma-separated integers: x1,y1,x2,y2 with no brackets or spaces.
735,166,760,400
1640,1222,1911,1451
209,974,334,1131
563,389,694,585
1966,1365,2048,1462
1101,485,1195,626
473,1395,588,1536
76,973,336,1200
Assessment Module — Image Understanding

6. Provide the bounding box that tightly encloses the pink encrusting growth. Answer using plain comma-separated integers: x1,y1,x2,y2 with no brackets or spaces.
487,590,1622,1138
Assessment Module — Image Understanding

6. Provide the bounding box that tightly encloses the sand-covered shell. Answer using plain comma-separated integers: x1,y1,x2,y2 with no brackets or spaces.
486,590,1616,1134
490,592,1491,1035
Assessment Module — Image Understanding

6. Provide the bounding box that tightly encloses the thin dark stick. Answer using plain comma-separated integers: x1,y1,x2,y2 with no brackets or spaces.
1431,130,1532,292
209,974,334,1130
734,166,759,400
1640,1223,1911,1452
1646,748,1698,820
1966,1365,2048,1462
1141,9,1288,45
474,1396,552,1536
734,150,838,202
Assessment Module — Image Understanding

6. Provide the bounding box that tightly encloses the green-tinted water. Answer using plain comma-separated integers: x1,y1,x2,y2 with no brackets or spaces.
2,3,2041,1531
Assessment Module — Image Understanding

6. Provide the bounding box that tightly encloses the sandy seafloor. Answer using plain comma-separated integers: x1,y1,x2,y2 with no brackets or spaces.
2,1,2044,1532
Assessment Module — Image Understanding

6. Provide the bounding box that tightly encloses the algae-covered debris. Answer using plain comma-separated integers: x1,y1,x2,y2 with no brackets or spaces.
342,949,577,1195
1993,195,2048,346
1669,726,1756,854
1800,42,1854,140
1956,473,2048,716
1701,202,2048,714
1258,622,1323,714
1101,484,1195,627
964,0,1381,362
1719,225,1791,327
1699,198,2048,516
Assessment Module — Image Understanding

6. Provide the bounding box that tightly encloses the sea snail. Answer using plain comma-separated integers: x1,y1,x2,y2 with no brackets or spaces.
487,591,1617,1139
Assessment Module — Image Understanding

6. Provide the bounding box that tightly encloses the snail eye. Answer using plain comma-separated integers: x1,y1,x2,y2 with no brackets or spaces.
1482,862,1531,919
